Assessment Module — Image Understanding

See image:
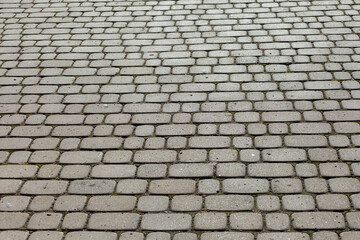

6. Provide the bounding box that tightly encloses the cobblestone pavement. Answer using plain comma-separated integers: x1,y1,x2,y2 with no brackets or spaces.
0,0,360,239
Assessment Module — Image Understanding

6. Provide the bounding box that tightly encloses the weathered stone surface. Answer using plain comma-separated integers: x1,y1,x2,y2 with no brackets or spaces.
2,0,360,237
149,180,196,194
292,212,346,230
88,213,140,230
205,195,254,211
68,180,116,194
141,214,192,230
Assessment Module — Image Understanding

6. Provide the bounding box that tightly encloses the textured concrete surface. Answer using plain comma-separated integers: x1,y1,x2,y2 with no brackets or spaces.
0,0,360,238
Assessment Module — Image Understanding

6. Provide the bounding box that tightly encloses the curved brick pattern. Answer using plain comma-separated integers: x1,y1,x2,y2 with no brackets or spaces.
1,0,360,237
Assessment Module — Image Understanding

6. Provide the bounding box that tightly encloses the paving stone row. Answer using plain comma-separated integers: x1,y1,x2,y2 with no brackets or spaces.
0,210,359,230
1,231,360,240
1,191,360,210
0,148,359,162
2,162,360,178
0,177,359,193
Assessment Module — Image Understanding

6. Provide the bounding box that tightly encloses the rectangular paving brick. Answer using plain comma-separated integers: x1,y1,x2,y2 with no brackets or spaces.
205,195,254,211
65,232,117,240
68,180,116,195
134,150,177,163
59,151,103,164
0,212,29,229
292,212,346,229
324,111,360,121
21,180,68,195
223,179,270,194
141,213,192,230
88,213,140,230
87,196,137,212
189,136,231,148
169,163,214,178
285,135,328,147
262,149,307,162
149,179,196,194
0,165,38,178
156,124,196,136
0,138,32,150
80,137,123,149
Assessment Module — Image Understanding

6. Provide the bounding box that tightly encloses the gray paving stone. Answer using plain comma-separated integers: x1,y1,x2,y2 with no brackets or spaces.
329,178,360,193
59,151,103,164
21,180,68,195
65,232,117,240
0,231,29,240
137,164,167,178
198,179,220,195
189,136,231,148
309,148,338,162
257,233,310,240
0,138,32,150
169,163,213,178
137,196,169,212
134,150,176,163
54,195,87,212
87,196,136,212
200,232,254,240
265,213,290,231
68,180,116,195
262,112,301,122
0,165,38,179
319,163,351,177
194,212,227,230
62,213,88,230
312,232,339,240
290,123,332,134
254,136,282,148
80,137,123,149
292,212,346,230
216,163,246,177
146,232,170,240
223,179,270,194
88,213,140,230
27,213,62,230
120,232,144,240
0,213,29,230
248,163,294,177
141,214,192,231
116,180,148,195
296,163,318,178
171,195,202,212
340,232,360,240
209,149,238,162
28,196,54,212
262,149,307,162
317,194,351,211
230,213,263,230
173,233,197,240
282,195,316,211
285,135,328,147
339,148,360,161
205,195,253,211
91,165,136,178
0,196,30,212
271,178,303,193
149,179,195,194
